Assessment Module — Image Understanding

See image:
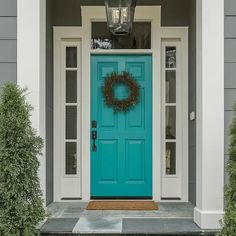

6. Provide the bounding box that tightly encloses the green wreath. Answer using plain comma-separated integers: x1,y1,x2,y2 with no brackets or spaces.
102,71,140,112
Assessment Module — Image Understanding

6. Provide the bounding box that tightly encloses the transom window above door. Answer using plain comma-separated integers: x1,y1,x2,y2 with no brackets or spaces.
91,22,151,49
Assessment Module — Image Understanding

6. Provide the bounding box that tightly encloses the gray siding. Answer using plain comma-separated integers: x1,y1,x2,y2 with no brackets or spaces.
225,0,236,183
0,0,17,86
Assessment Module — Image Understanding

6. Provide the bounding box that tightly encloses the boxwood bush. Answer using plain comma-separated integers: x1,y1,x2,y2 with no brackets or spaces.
0,83,46,236
219,103,236,236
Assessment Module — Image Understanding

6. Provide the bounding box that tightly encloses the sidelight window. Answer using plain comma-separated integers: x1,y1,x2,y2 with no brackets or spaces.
64,44,81,177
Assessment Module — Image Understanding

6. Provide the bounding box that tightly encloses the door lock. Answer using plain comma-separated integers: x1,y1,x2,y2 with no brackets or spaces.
92,120,97,128
92,131,97,152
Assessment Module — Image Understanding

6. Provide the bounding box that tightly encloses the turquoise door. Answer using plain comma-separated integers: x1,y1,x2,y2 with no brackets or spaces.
91,55,152,198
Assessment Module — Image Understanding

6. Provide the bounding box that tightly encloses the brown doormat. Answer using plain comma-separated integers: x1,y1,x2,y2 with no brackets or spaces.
86,201,158,211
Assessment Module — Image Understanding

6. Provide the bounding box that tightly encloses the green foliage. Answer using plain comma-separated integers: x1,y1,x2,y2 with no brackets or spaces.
0,83,46,236
219,103,236,236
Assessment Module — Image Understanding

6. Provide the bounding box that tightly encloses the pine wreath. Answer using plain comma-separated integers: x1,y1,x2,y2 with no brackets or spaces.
102,71,140,112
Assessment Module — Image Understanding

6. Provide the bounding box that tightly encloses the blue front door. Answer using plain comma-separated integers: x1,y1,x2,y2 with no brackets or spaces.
91,55,152,198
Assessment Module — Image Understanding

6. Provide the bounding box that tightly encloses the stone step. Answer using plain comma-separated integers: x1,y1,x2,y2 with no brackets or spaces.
39,218,217,236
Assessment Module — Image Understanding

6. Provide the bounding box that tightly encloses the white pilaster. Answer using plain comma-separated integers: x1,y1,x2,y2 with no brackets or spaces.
195,0,224,229
17,0,46,201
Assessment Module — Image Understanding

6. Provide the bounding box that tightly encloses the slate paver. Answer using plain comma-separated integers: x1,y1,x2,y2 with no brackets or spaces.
40,218,79,233
72,216,122,234
122,218,203,234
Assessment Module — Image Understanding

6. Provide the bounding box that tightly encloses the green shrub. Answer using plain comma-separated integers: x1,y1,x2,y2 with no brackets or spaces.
0,83,46,236
219,103,236,236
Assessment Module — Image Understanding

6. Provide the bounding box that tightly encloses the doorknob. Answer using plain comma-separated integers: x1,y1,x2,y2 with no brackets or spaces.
92,131,97,152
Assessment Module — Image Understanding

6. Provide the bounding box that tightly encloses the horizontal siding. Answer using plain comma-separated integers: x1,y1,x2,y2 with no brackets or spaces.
225,39,236,62
225,89,236,111
225,63,236,88
0,0,17,17
0,63,16,83
0,0,17,85
0,17,17,39
225,16,236,38
225,0,236,162
0,40,16,63
225,0,236,16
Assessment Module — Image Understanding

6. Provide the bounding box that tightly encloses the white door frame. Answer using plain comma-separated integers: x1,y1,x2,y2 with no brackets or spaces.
53,6,189,202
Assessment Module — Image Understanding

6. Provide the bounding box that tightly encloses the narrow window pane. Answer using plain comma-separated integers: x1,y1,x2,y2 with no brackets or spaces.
66,71,77,103
66,142,77,175
66,106,77,139
166,106,176,139
66,47,77,68
166,142,176,175
166,71,176,103
166,47,176,68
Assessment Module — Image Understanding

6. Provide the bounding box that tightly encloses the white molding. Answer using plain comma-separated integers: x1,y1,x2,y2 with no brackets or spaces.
17,0,46,201
194,208,225,230
160,27,189,202
54,27,84,201
195,0,224,229
91,49,153,54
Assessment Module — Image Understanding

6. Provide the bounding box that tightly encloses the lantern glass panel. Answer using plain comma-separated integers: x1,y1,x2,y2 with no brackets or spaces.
105,0,136,35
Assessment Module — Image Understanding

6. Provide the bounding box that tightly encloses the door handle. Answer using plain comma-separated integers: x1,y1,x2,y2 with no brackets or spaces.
92,131,97,152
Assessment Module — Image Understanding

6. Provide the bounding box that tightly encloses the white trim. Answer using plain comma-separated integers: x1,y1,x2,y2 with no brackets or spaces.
54,27,84,201
17,0,46,201
195,0,224,229
160,27,189,202
194,208,225,230
91,49,153,54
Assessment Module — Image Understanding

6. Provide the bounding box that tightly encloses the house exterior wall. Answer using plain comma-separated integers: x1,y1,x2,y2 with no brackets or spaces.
225,0,236,180
0,0,17,85
46,0,197,205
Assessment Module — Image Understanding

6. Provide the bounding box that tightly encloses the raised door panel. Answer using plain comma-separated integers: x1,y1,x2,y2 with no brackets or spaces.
98,140,118,183
125,140,145,183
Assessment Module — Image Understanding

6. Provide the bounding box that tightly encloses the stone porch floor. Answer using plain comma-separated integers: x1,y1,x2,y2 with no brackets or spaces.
39,202,217,235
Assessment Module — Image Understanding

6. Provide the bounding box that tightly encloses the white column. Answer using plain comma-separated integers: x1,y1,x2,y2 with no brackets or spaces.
17,0,46,201
195,0,224,229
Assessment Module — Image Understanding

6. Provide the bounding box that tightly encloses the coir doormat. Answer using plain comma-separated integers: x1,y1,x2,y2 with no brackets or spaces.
86,201,158,211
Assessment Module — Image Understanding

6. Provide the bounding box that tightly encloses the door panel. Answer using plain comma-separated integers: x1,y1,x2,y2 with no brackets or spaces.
125,139,145,182
91,55,152,197
99,140,118,182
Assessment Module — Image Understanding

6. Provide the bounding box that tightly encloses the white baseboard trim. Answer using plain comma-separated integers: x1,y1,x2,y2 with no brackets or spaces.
194,207,224,230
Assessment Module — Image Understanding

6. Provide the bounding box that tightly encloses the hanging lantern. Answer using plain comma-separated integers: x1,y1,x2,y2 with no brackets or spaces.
104,0,136,36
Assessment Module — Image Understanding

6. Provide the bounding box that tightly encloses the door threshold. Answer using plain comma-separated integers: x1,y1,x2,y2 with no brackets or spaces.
91,197,153,200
